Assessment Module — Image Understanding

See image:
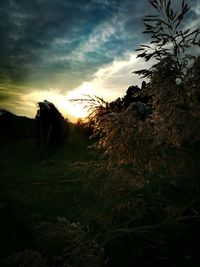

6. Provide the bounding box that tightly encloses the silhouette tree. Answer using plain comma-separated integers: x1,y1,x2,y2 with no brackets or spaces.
134,0,199,81
85,0,200,174
0,109,35,143
35,100,69,157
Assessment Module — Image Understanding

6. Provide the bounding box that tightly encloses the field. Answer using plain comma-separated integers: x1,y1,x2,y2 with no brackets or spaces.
1,127,200,267
0,130,104,265
0,0,199,265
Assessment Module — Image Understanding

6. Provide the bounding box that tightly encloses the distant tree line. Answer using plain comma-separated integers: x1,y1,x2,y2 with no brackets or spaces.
0,109,36,143
35,100,69,158
0,100,70,158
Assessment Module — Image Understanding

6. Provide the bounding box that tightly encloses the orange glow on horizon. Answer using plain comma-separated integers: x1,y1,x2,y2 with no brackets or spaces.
21,86,92,122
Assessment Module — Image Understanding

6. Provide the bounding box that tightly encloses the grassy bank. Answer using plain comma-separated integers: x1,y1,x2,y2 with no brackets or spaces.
1,131,200,267
0,132,99,261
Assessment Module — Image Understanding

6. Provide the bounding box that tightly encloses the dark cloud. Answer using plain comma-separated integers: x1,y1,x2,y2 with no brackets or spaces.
0,0,199,105
0,91,12,101
0,85,24,114
0,0,149,85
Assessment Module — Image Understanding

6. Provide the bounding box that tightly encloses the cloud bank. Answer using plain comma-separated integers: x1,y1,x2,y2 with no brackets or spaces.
0,0,199,120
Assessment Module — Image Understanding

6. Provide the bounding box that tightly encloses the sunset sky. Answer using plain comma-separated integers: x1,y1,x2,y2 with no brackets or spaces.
0,0,199,121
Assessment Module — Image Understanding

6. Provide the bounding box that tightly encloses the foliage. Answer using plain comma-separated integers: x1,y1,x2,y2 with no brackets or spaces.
74,118,93,138
61,160,200,266
88,103,158,170
3,218,105,267
35,100,70,158
78,2,200,263
4,250,47,267
63,160,146,226
85,0,200,174
149,56,200,148
0,109,36,143
134,0,200,81
32,218,105,267
0,134,105,267
1,135,200,266
1,1,200,267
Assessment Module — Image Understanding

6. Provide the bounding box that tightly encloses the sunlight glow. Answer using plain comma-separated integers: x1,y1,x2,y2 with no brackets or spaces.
66,82,95,120
22,86,93,122
21,53,152,122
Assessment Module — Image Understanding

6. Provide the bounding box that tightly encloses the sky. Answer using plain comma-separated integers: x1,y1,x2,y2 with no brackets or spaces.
0,0,199,121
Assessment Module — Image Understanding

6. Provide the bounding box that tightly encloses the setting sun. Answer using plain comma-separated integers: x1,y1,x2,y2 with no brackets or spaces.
66,103,89,119
21,83,94,122
65,82,95,120
1,0,199,265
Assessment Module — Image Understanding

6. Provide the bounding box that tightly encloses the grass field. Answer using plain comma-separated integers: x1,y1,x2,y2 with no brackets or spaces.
1,130,200,267
0,131,101,263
